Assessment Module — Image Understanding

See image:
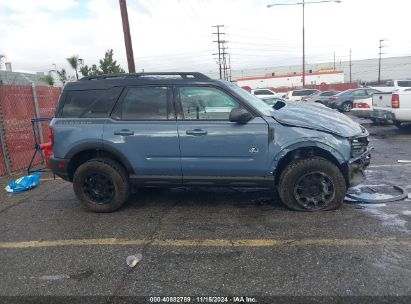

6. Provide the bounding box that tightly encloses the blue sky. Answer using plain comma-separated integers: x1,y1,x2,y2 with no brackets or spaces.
0,0,410,77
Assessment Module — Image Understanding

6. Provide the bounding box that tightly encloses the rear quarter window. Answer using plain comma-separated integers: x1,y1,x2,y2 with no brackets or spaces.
57,87,123,118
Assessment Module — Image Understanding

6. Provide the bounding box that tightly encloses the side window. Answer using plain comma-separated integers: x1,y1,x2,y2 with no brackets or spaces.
352,90,366,96
120,87,172,120
366,89,378,96
59,87,122,118
179,87,240,120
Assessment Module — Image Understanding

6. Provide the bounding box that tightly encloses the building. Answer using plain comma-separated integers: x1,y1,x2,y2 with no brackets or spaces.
236,70,344,89
207,55,411,84
0,70,48,86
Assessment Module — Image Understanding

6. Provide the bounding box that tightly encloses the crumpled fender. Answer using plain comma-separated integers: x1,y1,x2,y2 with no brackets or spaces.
269,139,347,173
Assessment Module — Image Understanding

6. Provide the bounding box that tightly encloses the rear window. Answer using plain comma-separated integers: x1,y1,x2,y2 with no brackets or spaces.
397,81,411,87
320,91,337,96
58,87,122,118
254,90,274,95
335,90,353,96
292,90,318,96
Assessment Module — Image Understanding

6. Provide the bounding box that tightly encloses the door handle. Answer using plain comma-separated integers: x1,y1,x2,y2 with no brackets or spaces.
186,129,207,136
114,129,134,136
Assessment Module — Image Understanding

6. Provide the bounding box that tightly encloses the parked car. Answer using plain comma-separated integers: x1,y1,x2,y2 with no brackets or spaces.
351,97,374,119
49,72,371,213
285,89,320,101
261,96,287,106
372,90,411,128
323,88,381,112
303,91,340,103
251,88,280,99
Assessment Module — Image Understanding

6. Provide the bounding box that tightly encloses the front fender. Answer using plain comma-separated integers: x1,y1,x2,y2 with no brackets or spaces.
270,140,348,173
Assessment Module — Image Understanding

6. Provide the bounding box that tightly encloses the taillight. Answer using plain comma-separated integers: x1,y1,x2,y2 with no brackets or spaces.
354,103,370,108
392,94,400,108
330,97,338,101
49,126,54,147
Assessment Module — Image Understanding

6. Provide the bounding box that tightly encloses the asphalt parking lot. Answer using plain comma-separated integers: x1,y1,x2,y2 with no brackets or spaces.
0,115,410,302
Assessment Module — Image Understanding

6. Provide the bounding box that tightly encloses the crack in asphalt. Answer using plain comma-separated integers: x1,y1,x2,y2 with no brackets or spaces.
0,182,68,214
106,199,181,303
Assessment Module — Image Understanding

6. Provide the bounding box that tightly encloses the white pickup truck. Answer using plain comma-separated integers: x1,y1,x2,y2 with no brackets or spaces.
370,80,411,92
372,90,411,128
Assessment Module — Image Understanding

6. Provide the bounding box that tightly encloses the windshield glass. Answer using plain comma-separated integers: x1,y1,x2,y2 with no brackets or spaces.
229,84,273,116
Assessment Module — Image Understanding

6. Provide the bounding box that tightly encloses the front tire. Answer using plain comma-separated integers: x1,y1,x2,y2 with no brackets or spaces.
278,157,346,211
73,158,130,212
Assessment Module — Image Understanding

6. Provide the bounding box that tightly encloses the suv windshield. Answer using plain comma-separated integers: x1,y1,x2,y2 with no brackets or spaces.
230,84,273,116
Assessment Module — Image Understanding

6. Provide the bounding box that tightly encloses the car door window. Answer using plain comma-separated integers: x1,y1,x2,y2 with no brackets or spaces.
118,86,173,120
366,89,379,96
352,90,366,97
179,87,240,120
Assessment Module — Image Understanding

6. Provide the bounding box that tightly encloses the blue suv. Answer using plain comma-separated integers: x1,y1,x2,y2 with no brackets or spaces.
49,72,371,212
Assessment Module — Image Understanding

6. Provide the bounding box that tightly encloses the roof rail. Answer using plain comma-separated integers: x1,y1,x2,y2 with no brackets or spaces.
79,72,210,81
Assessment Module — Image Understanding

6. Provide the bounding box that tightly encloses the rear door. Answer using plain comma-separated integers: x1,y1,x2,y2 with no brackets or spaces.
103,86,181,184
174,85,270,186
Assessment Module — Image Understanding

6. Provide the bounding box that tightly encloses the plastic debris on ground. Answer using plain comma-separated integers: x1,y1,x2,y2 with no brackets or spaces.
397,160,411,163
345,184,408,204
4,173,41,193
126,253,143,268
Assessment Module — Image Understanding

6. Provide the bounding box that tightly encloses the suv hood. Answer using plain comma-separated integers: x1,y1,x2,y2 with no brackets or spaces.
271,102,364,137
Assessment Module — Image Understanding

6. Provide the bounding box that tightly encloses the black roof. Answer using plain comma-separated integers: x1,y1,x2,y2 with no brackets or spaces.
65,72,221,90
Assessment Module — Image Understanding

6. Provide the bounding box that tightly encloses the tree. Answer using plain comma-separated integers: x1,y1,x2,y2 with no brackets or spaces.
80,64,99,77
66,55,79,80
41,74,55,86
56,68,68,85
99,49,125,74
78,49,125,77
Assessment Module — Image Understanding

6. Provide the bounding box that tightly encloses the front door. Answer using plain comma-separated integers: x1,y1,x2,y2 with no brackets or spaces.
175,86,269,186
103,86,181,184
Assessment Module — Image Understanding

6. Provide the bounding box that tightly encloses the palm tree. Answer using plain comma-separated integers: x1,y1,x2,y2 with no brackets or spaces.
66,55,79,80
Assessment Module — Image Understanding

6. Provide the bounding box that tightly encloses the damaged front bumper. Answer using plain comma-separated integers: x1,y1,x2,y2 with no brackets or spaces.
347,146,373,187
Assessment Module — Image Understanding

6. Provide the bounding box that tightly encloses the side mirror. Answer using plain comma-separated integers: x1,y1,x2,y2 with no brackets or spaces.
229,108,252,124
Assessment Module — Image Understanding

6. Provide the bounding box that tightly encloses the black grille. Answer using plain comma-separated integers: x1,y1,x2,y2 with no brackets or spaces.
351,136,368,156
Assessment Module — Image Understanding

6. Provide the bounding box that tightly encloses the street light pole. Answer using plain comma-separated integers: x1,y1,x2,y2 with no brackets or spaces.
267,0,341,87
302,0,305,87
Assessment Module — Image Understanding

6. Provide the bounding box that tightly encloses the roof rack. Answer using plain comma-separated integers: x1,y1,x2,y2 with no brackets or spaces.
79,72,210,81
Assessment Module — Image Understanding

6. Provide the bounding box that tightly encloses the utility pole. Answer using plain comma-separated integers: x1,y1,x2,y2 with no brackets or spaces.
333,52,336,71
378,39,386,84
228,53,232,82
349,48,352,83
119,0,135,73
267,0,341,88
221,41,229,80
302,0,305,86
212,25,225,80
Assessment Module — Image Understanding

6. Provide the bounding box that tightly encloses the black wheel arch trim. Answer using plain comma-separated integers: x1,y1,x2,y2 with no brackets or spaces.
64,141,135,175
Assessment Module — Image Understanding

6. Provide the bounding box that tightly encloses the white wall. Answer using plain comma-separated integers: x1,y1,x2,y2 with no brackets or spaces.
236,72,344,89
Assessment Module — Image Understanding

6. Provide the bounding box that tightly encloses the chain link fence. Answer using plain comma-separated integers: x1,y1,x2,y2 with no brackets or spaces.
0,84,61,176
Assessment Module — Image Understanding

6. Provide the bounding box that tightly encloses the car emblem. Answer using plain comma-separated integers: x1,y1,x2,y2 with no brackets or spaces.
249,146,258,154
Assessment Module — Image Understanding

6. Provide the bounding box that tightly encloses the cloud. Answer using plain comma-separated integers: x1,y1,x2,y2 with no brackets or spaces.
0,0,410,77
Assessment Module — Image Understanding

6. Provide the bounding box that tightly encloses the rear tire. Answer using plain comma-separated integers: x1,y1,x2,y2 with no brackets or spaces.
73,158,130,212
341,102,353,112
278,157,346,212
